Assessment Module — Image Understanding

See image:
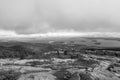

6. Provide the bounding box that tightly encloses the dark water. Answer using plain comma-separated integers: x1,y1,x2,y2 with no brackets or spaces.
97,39,120,47
83,38,120,47
71,38,120,47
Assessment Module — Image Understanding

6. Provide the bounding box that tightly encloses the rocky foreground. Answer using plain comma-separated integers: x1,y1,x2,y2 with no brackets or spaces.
0,54,120,80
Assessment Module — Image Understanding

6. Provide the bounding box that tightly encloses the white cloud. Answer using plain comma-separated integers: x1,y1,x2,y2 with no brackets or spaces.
1,29,120,38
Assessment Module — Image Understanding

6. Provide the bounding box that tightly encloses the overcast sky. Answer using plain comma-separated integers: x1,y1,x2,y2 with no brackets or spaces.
0,0,120,35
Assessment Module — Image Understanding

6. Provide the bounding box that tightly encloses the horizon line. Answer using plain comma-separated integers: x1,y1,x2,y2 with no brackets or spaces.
0,30,120,38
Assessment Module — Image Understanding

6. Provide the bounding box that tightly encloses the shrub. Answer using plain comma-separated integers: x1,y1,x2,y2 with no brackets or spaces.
0,70,21,80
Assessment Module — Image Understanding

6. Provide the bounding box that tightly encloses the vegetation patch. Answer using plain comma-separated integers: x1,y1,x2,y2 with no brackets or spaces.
0,70,21,80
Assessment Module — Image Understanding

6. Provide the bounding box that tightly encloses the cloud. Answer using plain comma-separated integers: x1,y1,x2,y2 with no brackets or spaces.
0,0,120,34
1,29,120,38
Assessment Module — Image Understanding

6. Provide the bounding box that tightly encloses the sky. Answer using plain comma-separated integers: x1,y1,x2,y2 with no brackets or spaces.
0,0,120,37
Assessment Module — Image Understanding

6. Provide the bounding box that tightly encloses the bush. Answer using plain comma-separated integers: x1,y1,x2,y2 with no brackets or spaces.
79,73,93,80
0,70,21,80
53,70,71,80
